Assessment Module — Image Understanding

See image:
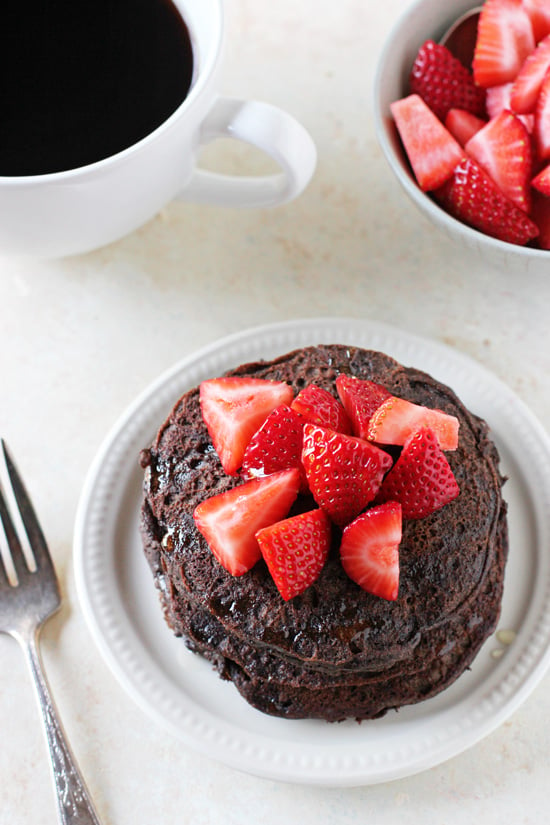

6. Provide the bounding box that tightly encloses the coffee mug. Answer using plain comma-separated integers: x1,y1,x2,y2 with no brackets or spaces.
0,0,316,258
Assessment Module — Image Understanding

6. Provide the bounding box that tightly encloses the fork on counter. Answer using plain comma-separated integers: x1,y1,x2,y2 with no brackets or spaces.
0,439,102,825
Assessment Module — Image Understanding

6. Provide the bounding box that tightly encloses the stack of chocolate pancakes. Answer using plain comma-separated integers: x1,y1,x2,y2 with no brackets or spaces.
139,344,508,722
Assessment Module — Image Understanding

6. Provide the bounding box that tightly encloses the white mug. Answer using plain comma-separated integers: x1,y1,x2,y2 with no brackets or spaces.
0,0,317,258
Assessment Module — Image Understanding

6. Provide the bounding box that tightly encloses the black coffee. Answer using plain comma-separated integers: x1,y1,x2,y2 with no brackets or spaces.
0,0,194,176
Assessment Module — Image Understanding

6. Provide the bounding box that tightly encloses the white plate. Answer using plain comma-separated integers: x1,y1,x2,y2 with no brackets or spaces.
74,318,550,786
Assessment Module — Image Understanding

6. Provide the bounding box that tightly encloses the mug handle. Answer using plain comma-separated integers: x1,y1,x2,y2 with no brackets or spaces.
177,97,317,207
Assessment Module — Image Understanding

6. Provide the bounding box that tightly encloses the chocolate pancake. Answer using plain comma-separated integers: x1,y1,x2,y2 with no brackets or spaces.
140,345,508,721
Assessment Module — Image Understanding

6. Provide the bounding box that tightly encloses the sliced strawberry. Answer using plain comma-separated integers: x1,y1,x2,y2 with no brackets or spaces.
485,82,513,118
241,404,307,490
510,33,550,113
390,94,465,191
256,508,331,601
530,190,550,248
291,384,351,434
464,110,532,211
485,82,535,131
376,428,460,519
367,395,459,451
473,0,535,89
339,502,402,601
301,424,393,527
534,66,550,159
199,376,293,475
523,0,550,42
409,39,486,121
445,108,487,146
193,468,300,576
532,162,550,194
434,156,540,245
335,374,391,439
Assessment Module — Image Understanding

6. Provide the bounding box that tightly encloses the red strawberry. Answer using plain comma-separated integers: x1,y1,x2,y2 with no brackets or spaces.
390,94,465,191
434,156,540,245
534,66,550,159
523,0,550,43
291,384,351,434
199,376,293,475
256,508,331,601
335,374,391,439
530,190,550,248
532,162,550,194
367,396,459,451
473,0,535,89
241,404,307,490
409,39,486,121
339,502,402,601
376,428,460,519
193,468,300,576
445,108,487,146
485,83,512,118
485,82,535,131
464,110,532,211
301,423,393,527
510,33,550,113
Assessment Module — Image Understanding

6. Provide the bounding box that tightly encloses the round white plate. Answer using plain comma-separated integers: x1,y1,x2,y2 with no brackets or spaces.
74,317,550,786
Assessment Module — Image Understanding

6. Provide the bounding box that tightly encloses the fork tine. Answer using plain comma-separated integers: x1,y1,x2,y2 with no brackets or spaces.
1,439,52,573
0,528,10,586
0,480,30,582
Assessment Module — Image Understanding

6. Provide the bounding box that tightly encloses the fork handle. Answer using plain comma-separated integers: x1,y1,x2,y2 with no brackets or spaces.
23,631,102,825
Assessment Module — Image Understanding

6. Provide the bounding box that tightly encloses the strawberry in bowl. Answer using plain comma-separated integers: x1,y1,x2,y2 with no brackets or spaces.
374,0,550,273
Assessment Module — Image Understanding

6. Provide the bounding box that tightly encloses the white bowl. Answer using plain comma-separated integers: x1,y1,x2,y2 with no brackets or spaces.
373,0,550,276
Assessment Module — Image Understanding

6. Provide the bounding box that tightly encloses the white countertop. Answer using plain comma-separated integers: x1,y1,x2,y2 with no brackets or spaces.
2,1,550,822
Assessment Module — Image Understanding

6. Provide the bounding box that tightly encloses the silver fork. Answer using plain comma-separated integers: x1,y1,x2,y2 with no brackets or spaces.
0,440,101,825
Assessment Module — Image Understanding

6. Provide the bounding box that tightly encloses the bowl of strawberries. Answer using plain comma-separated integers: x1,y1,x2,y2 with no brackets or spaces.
374,0,550,273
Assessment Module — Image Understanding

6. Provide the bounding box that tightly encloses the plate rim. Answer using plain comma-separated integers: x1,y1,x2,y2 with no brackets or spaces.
73,317,550,786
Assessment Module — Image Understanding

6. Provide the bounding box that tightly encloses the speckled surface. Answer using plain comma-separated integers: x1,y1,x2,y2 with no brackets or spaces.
1,0,550,822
